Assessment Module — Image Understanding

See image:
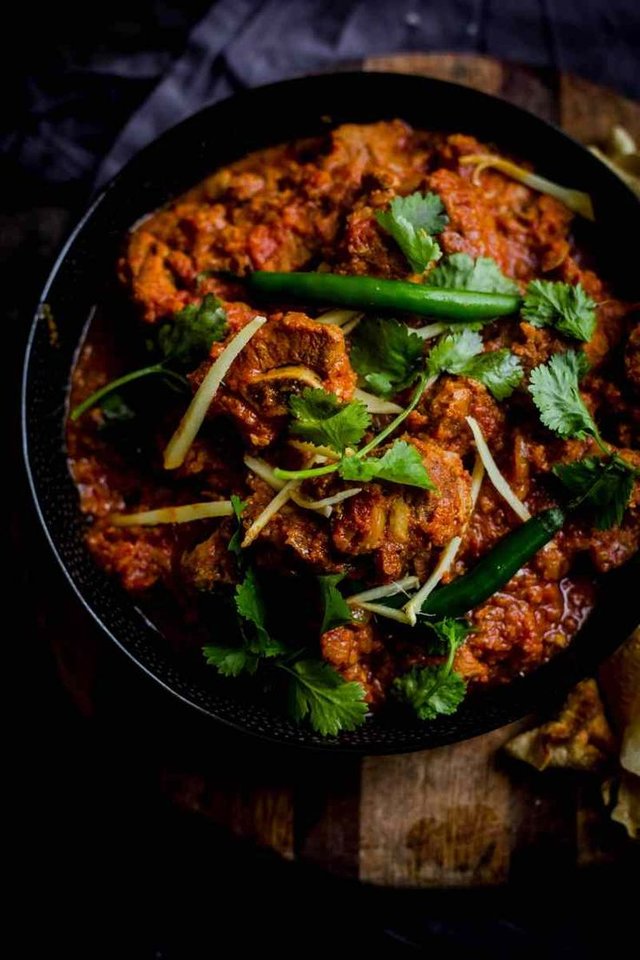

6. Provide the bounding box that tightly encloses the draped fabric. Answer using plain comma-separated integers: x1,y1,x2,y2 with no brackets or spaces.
4,0,639,195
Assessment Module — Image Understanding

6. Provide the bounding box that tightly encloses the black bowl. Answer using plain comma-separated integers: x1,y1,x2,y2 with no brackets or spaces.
23,72,640,753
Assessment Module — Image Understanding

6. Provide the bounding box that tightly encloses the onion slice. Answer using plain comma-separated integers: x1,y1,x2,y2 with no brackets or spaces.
460,154,595,221
109,500,233,527
163,316,267,470
347,576,420,608
354,388,403,414
354,601,412,625
403,536,463,626
241,481,298,548
410,322,446,340
243,455,286,491
315,308,362,326
290,487,362,517
466,415,531,523
469,451,485,508
341,315,363,336
288,439,340,461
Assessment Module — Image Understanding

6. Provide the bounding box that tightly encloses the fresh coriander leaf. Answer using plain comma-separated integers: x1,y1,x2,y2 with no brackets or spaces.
426,323,523,398
228,495,247,558
428,253,519,294
528,350,598,439
462,349,524,400
318,574,352,634
71,297,223,422
157,294,228,368
428,618,474,653
100,392,136,422
203,644,257,676
376,192,447,272
286,659,368,735
427,329,483,377
350,317,425,397
235,568,285,657
339,440,435,490
289,388,370,453
393,665,466,720
553,455,637,529
522,280,596,342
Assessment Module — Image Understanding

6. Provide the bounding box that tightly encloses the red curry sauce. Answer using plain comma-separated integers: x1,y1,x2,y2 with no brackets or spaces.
67,121,640,705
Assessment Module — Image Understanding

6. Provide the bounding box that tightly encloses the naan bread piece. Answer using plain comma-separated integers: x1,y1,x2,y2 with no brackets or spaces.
505,679,615,772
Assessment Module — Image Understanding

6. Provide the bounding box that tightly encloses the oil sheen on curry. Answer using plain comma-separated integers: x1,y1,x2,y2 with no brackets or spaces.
67,121,640,736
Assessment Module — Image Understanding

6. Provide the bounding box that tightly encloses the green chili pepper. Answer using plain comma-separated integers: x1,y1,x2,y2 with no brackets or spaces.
380,506,565,621
248,271,521,321
419,507,566,620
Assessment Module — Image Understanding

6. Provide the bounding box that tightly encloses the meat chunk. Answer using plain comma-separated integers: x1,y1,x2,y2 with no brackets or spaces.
321,120,431,197
428,165,572,283
180,524,237,592
410,437,474,545
242,476,342,574
206,312,356,447
321,620,393,705
86,524,174,592
331,437,472,582
413,376,505,457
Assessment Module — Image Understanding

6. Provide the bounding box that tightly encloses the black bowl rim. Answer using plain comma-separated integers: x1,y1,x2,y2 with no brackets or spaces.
22,71,640,754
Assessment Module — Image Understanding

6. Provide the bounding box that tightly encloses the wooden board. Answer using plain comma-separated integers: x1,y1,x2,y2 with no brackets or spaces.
45,53,639,888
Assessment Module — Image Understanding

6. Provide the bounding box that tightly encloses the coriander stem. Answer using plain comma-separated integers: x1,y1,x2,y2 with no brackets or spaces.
70,364,187,421
273,461,342,481
356,371,433,457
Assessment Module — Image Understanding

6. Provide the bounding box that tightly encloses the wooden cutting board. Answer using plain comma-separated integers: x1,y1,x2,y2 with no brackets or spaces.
47,53,639,888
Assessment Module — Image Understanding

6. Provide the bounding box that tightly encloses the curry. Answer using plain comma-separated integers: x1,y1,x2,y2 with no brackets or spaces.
67,121,640,735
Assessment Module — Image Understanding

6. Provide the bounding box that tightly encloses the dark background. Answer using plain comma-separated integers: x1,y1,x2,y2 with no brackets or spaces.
6,2,638,956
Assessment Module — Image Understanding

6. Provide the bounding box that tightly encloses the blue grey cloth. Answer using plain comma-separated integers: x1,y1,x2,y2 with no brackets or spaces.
4,0,639,192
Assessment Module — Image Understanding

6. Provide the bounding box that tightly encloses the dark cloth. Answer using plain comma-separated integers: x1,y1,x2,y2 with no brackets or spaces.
3,0,639,196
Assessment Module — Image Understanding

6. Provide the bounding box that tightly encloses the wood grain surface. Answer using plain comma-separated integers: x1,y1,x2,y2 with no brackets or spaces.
45,52,639,888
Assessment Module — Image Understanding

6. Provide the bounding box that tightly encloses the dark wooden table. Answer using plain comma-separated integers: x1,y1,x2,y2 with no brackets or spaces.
37,53,640,888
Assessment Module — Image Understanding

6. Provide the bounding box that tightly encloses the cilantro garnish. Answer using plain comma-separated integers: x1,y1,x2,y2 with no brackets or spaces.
339,440,434,490
528,350,596,439
461,350,524,400
203,485,366,736
277,374,433,489
205,568,286,671
228,494,248,558
284,659,368,736
429,617,474,651
522,280,596,342
203,644,257,677
350,316,425,397
289,389,370,453
428,253,519,294
393,617,469,720
427,330,523,399
99,392,136,423
376,192,448,272
427,329,483,377
156,294,228,366
71,294,228,421
234,568,284,657
529,350,638,527
318,574,353,633
553,455,637,530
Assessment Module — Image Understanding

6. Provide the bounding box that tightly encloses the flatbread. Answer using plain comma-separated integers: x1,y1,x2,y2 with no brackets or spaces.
505,679,615,772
